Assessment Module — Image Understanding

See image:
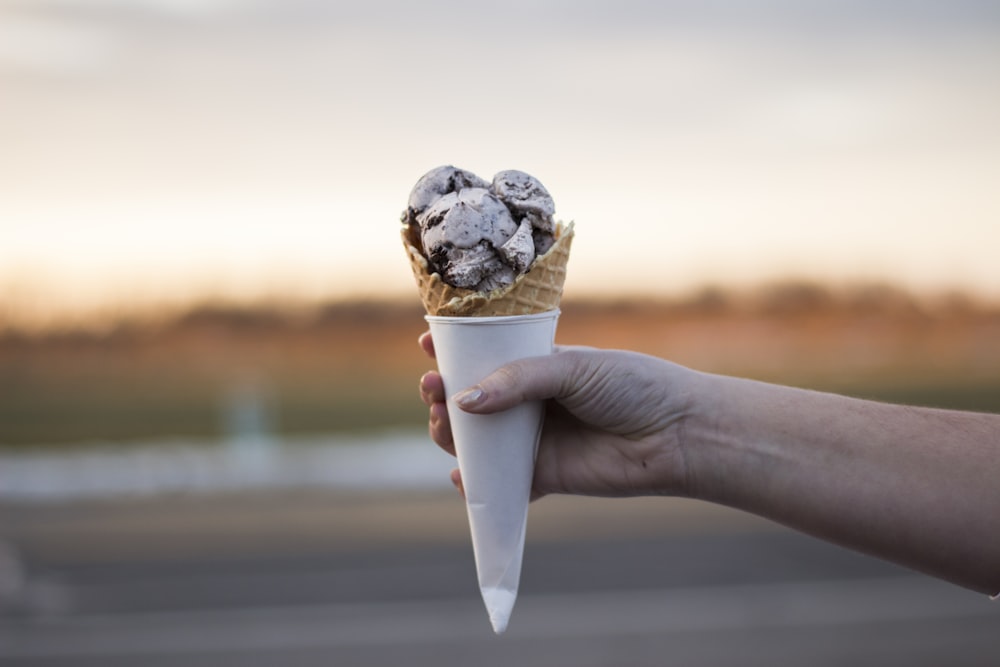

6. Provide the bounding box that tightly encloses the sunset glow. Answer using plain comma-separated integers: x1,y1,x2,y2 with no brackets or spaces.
3,0,1000,327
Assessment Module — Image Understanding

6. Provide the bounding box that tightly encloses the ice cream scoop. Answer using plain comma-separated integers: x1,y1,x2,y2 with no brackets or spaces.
492,170,556,256
403,166,556,293
403,165,490,228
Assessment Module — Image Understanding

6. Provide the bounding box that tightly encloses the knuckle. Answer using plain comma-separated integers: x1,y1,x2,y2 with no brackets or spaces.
490,362,525,391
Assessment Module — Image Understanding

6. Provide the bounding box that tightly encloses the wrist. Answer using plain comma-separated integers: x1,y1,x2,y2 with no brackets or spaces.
640,363,723,500
674,371,758,504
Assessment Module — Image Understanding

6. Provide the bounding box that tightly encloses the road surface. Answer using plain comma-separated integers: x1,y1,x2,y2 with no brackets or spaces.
1,491,997,666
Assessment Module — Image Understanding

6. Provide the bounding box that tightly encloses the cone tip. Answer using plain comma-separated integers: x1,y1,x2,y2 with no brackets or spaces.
482,586,517,634
490,611,510,635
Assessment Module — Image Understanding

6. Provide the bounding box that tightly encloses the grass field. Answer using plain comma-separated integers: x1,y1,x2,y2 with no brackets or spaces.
2,283,999,446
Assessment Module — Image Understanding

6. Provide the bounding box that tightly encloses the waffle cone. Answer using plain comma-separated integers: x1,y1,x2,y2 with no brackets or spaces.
402,222,573,316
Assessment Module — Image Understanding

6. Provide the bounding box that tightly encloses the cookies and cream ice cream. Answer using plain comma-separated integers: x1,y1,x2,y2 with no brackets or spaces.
403,166,557,293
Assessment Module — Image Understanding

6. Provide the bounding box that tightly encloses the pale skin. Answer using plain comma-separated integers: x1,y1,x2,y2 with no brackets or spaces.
418,333,1000,597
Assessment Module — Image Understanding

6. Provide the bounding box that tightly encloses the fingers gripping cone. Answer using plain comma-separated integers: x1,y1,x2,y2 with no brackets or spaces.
425,311,559,633
406,222,572,633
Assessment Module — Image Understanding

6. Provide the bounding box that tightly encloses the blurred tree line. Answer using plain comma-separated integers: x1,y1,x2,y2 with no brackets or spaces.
2,281,999,446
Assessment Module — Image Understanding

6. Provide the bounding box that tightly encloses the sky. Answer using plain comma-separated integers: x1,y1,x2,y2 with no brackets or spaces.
2,0,999,326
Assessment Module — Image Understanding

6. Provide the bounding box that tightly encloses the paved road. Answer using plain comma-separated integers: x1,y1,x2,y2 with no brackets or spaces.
1,492,997,666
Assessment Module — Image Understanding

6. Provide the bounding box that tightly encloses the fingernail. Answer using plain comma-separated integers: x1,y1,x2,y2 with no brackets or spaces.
454,386,485,408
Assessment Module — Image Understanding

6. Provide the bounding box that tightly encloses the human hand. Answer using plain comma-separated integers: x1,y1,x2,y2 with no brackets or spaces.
418,332,698,500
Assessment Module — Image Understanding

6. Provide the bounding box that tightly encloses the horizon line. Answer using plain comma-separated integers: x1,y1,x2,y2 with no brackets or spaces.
3,277,997,336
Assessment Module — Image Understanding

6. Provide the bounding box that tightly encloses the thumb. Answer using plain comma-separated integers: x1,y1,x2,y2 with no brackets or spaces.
451,348,579,414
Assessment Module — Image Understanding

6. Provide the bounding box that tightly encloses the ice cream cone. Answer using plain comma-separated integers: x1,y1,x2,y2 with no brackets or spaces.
425,310,560,633
402,221,574,317
404,197,572,632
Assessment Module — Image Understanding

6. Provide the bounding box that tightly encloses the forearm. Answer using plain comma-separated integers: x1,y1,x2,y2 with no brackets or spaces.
684,373,1000,595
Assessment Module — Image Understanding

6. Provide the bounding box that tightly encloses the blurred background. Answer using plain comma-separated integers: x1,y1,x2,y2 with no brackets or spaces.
1,0,999,664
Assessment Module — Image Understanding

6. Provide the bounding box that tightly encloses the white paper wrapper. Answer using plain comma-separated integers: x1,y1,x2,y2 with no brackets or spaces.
425,309,560,634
